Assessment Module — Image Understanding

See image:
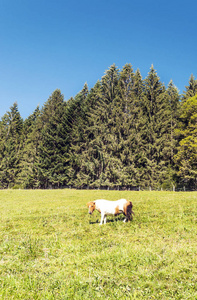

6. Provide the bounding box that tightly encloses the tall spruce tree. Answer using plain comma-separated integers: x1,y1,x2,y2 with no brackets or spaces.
133,69,144,98
36,89,69,188
70,65,121,188
16,107,41,188
132,69,147,187
141,65,171,189
182,74,197,102
174,95,197,189
67,83,91,187
166,81,180,163
74,82,106,188
0,103,23,188
113,63,140,186
97,64,120,187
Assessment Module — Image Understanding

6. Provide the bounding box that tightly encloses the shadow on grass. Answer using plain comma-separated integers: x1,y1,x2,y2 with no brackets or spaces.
89,214,132,224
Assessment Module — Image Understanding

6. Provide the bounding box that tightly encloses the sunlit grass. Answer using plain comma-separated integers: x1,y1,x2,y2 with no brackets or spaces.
0,190,196,299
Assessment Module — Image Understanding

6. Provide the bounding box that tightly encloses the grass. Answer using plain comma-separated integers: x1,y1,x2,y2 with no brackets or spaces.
0,189,196,299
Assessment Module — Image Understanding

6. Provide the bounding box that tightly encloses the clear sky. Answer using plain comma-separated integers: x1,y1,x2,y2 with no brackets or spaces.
0,0,197,119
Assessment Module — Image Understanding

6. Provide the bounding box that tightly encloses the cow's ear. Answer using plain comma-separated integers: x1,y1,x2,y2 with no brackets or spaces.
86,202,91,207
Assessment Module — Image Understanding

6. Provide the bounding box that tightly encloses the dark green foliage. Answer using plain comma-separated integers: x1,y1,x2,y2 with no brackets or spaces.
35,89,69,188
0,103,23,188
182,74,197,102
112,64,143,187
16,107,41,188
66,83,91,186
166,80,180,163
174,95,197,189
0,64,196,190
139,66,172,188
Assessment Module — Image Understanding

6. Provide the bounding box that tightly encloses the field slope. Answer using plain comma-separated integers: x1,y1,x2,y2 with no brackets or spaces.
0,190,196,299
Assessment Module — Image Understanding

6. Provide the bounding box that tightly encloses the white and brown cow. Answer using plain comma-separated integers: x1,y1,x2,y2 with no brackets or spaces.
86,199,133,225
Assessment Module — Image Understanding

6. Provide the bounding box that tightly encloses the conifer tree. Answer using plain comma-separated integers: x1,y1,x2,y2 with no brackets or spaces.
67,83,91,187
174,95,197,189
182,74,197,102
36,89,69,188
16,107,41,188
98,64,120,187
141,66,171,188
166,81,180,163
114,63,139,186
79,81,106,187
70,65,121,188
131,69,147,186
0,103,23,188
133,69,144,99
73,82,104,187
101,64,119,104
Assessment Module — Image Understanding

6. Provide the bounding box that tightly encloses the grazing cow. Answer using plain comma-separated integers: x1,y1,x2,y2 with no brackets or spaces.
86,199,133,225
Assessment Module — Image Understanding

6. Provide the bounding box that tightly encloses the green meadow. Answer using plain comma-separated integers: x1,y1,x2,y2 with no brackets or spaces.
0,190,196,299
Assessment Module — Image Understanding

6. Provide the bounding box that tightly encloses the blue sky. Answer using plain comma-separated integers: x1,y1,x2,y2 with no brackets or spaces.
0,0,197,119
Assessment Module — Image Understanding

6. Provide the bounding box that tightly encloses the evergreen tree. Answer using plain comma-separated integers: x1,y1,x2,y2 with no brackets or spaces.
166,80,180,163
16,107,41,188
70,65,120,188
174,95,197,189
97,64,120,187
132,69,147,186
0,103,23,188
75,82,104,187
133,68,144,99
36,89,69,188
141,66,171,188
113,63,140,186
66,83,91,186
182,74,197,102
101,64,119,104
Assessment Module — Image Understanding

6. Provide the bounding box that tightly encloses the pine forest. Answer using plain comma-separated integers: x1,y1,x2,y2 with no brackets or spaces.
0,64,197,190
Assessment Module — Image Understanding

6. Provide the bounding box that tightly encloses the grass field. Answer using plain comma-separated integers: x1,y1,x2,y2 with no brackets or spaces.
0,189,196,299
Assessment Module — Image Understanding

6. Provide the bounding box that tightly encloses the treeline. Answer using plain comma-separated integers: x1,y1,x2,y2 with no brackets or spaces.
0,64,197,190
